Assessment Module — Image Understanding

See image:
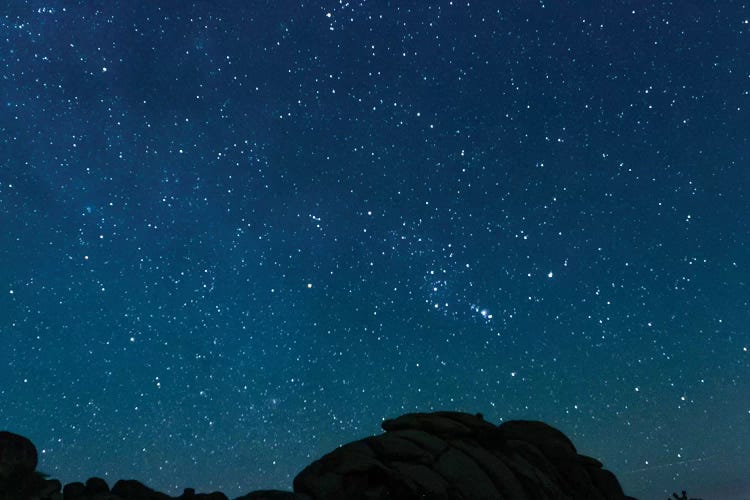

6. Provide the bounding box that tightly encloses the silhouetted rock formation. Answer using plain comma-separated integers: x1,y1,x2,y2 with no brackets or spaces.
0,430,38,476
0,412,637,500
294,411,633,500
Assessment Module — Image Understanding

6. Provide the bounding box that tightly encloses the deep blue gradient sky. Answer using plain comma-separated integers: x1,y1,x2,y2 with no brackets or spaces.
1,2,748,499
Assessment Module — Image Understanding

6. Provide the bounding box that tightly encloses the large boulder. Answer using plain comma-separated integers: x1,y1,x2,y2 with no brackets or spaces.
293,412,634,500
0,430,38,477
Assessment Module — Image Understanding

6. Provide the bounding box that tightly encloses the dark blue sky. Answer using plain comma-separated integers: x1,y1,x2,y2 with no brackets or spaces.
1,2,748,499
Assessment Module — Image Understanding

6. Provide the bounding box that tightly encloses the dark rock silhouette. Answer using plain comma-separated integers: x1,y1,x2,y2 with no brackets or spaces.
294,411,633,500
0,412,637,499
0,431,38,477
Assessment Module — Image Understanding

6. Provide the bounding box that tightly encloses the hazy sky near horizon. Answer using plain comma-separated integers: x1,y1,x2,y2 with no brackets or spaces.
1,2,748,499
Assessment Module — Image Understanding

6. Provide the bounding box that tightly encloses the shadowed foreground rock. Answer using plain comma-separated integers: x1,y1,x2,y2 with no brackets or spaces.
0,411,636,500
293,411,634,500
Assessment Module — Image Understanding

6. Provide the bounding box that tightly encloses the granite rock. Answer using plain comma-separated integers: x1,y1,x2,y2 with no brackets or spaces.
63,481,88,499
294,412,635,500
0,430,38,477
86,476,111,496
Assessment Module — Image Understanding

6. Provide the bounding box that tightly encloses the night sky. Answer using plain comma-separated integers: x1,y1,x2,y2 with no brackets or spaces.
1,2,749,499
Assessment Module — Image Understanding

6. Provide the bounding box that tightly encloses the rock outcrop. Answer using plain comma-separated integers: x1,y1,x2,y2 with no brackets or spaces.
294,411,633,500
0,412,636,500
0,430,38,477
